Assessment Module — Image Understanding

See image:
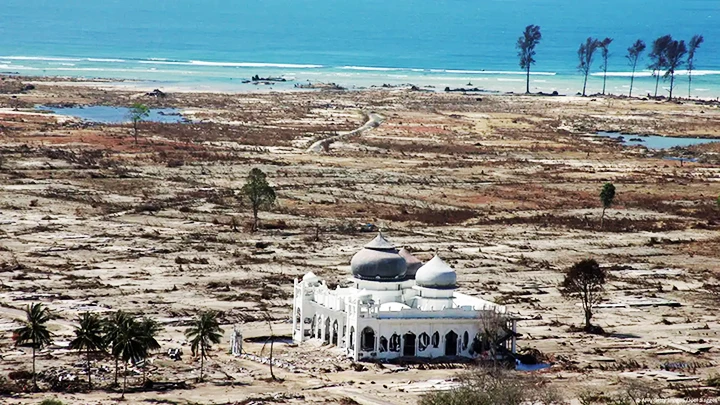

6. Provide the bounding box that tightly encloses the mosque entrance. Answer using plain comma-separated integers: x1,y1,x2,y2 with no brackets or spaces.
445,331,458,356
403,333,416,356
332,320,339,345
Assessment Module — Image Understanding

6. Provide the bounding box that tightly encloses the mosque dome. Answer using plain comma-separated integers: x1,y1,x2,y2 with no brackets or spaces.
350,233,407,281
415,255,457,289
398,248,423,278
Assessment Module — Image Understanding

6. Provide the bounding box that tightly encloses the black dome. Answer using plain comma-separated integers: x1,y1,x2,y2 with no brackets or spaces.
350,234,407,281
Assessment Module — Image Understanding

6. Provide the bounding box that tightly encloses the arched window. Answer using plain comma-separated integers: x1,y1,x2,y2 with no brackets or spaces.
332,320,339,345
379,336,388,352
349,327,355,349
418,333,430,351
431,332,440,348
389,334,400,352
463,331,469,350
361,327,376,351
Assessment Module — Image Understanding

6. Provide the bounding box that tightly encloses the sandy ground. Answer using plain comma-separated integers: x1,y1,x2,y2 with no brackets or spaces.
0,77,719,404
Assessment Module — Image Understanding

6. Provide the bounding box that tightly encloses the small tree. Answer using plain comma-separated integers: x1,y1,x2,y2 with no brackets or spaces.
599,37,613,95
260,308,279,381
599,182,616,229
15,303,53,390
240,168,276,232
626,39,646,97
562,259,607,331
185,311,223,382
128,103,150,145
687,34,705,98
69,312,106,389
516,25,542,94
664,38,687,101
649,35,672,97
578,37,602,96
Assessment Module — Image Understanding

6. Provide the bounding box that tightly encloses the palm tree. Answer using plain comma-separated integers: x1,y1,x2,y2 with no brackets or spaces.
664,38,688,101
104,310,129,387
69,312,106,389
626,39,647,97
649,35,672,98
578,37,601,96
599,37,613,95
516,25,542,94
185,311,223,382
111,317,146,398
687,34,705,98
137,317,163,385
15,303,53,390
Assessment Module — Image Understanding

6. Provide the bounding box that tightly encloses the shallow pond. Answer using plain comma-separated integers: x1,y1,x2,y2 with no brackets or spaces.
36,105,186,124
596,131,719,149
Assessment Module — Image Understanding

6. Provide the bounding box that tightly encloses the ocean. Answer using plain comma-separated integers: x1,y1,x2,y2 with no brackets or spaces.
2,0,719,96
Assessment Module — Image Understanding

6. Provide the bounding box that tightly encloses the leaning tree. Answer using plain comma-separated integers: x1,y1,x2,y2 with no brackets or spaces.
562,259,607,331
578,37,602,96
648,35,672,98
240,168,277,232
516,25,542,94
687,34,705,98
599,37,613,95
664,37,688,101
626,39,647,97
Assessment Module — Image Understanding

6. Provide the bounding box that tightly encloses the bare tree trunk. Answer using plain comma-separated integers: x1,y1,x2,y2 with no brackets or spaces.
582,72,589,96
584,309,592,330
654,73,660,98
688,70,693,98
252,207,259,232
114,356,119,386
629,64,636,97
32,345,37,390
669,73,675,100
600,207,606,230
602,64,608,95
133,122,138,145
87,347,92,388
122,363,127,398
200,346,204,382
526,65,530,94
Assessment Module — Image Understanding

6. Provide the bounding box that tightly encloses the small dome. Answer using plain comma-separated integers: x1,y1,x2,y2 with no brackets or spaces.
415,255,457,289
302,272,319,282
351,233,407,281
398,248,423,278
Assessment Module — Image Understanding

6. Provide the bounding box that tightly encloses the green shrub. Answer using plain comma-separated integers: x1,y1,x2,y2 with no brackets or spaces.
40,399,65,405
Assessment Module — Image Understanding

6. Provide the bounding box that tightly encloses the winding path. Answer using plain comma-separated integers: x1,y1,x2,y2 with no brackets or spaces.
307,112,383,153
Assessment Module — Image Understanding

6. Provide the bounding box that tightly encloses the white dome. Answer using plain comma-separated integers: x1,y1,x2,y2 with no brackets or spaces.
415,255,457,289
302,272,319,283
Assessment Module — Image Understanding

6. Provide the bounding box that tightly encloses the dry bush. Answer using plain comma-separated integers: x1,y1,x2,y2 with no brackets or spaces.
382,207,476,225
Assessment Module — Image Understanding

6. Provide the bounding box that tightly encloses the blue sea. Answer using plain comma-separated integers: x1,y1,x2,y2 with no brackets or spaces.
2,0,719,96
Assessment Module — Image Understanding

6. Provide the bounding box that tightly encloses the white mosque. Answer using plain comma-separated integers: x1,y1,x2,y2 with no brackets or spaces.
292,233,518,362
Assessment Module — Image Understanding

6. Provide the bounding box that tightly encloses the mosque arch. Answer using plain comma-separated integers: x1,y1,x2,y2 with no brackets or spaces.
445,330,458,356
418,333,430,352
349,326,355,349
324,317,331,344
379,336,388,352
361,327,376,351
389,334,401,352
431,331,440,348
403,332,416,356
463,331,469,350
332,320,339,345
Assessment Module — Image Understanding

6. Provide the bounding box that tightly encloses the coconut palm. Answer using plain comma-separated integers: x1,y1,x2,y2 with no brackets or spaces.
687,34,705,98
15,303,53,390
626,39,647,97
649,35,672,97
664,38,687,101
111,316,147,398
69,312,106,388
103,310,130,386
185,311,223,382
137,317,163,385
599,37,613,95
516,25,542,94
